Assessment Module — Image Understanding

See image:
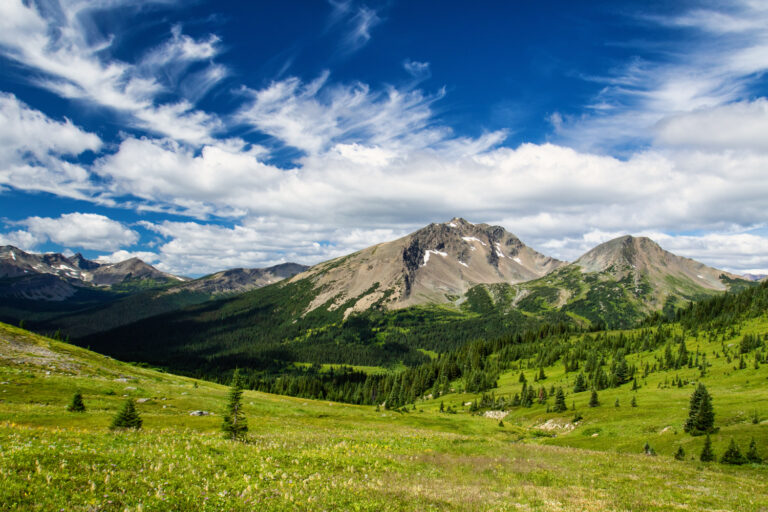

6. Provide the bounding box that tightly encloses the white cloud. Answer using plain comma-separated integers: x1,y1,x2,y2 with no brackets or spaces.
236,72,446,155
95,250,160,265
656,99,768,151
0,92,101,200
0,0,225,144
403,59,430,80
136,217,405,275
16,213,138,251
555,0,768,152
328,2,382,54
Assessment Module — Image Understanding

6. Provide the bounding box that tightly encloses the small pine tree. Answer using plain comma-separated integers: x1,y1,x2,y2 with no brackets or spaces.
720,438,746,465
700,434,715,462
110,399,142,430
553,388,567,413
684,384,715,435
439,401,445,413
614,398,620,408
643,442,656,456
674,446,686,461
222,369,248,441
538,367,546,381
66,391,86,412
498,419,504,428
631,395,637,407
746,438,762,463
589,389,600,408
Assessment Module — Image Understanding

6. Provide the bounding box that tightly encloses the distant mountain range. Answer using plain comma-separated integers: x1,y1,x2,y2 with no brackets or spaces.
0,246,183,300
0,218,759,378
54,218,757,378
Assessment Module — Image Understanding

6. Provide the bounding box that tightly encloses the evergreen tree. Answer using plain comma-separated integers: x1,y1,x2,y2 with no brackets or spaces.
222,369,248,441
553,388,567,413
498,419,504,428
573,373,588,393
614,398,620,408
589,389,600,408
746,438,762,463
66,391,86,413
110,399,142,430
631,395,637,407
684,384,715,435
700,434,715,462
439,401,445,413
674,446,686,460
538,367,546,380
720,438,746,465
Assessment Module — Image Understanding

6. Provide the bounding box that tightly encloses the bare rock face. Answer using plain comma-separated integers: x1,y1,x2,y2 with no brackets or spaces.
292,218,566,314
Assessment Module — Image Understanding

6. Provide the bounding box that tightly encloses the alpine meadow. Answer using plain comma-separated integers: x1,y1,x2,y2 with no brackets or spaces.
2,1,768,511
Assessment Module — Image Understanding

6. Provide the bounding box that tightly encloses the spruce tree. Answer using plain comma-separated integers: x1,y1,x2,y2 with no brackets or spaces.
699,434,715,462
746,438,762,463
110,399,142,430
222,369,248,441
720,438,746,465
66,391,86,412
674,446,686,460
631,396,637,407
573,373,588,393
553,388,567,413
684,384,715,435
589,389,600,408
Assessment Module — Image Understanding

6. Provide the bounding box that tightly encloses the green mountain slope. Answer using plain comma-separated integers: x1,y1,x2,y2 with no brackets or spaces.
494,235,754,328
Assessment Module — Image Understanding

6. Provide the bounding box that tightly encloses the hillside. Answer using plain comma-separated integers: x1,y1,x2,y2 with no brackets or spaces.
490,235,753,328
1,260,309,340
2,305,768,510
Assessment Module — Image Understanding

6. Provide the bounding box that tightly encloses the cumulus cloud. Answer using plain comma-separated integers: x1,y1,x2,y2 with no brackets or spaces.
0,92,101,200
137,218,405,275
656,99,768,151
95,250,160,265
13,213,138,251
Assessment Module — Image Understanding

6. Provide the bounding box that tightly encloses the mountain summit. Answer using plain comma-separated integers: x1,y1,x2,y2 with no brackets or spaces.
291,218,565,314
575,235,736,292
509,234,749,327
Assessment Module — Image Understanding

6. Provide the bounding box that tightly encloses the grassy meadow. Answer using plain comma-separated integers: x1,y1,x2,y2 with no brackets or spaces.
1,320,767,511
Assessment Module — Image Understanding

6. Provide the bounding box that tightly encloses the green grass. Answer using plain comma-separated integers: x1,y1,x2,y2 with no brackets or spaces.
2,322,768,510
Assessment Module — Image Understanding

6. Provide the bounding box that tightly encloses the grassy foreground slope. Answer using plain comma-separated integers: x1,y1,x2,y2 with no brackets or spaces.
1,323,767,511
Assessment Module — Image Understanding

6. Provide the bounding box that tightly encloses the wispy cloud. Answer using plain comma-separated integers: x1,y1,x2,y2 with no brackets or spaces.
0,0,227,144
327,1,383,55
554,0,768,153
236,72,446,155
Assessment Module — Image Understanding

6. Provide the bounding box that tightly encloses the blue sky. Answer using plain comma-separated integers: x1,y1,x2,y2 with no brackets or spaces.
1,0,768,276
